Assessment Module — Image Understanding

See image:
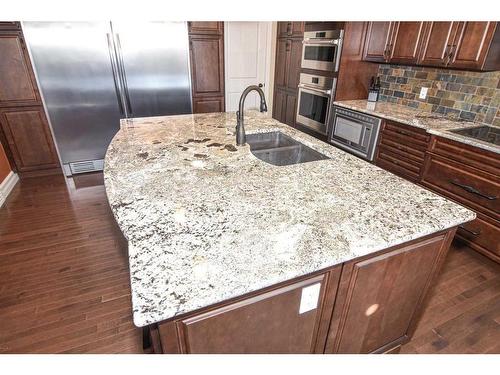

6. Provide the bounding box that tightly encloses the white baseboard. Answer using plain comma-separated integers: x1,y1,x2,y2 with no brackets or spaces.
0,171,19,207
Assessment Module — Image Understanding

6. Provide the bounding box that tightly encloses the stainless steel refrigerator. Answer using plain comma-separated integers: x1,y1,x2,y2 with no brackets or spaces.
22,22,192,176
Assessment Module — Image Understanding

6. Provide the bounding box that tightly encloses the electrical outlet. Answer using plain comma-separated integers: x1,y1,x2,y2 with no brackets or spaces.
419,87,428,99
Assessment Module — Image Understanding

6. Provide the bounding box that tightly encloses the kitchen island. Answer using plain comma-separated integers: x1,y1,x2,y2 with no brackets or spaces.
104,110,475,354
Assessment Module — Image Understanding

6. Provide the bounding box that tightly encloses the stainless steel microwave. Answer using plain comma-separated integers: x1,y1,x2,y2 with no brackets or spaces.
328,106,381,161
301,30,343,72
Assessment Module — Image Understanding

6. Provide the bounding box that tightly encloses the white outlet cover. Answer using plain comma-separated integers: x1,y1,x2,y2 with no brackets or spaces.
419,87,428,99
299,283,321,314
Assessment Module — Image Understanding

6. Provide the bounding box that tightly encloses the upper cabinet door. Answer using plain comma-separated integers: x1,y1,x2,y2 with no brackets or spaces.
418,22,459,67
189,35,224,97
274,39,289,89
448,22,497,70
389,22,426,64
0,31,40,107
277,22,304,38
188,21,223,35
363,22,394,62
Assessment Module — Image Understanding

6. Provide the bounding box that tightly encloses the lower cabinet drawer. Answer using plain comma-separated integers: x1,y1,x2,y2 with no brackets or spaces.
456,214,500,261
376,147,422,181
422,154,500,219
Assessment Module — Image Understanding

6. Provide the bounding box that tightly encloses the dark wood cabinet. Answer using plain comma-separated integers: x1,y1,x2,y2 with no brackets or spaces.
0,31,40,107
0,27,61,177
364,21,500,70
158,270,341,353
0,106,59,172
364,22,425,64
325,232,453,353
418,22,459,66
375,120,430,182
272,90,296,127
272,23,303,127
188,21,223,35
363,22,393,62
389,22,426,64
152,229,456,354
421,137,500,263
448,22,499,70
336,22,380,101
0,22,20,30
188,22,225,114
277,22,304,38
192,97,224,114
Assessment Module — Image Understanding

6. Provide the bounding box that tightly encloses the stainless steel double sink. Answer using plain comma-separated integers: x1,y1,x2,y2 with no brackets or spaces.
246,131,329,166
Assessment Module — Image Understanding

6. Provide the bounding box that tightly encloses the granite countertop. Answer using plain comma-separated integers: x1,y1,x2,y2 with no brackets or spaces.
334,100,500,154
104,110,475,327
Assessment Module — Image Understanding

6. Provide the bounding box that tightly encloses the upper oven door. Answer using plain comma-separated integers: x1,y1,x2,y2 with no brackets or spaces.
296,85,332,135
301,41,341,72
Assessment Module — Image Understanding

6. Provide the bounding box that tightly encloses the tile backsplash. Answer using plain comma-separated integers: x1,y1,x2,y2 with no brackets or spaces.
377,65,500,126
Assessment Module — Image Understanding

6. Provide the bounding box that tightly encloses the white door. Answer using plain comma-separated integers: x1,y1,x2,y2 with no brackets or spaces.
224,22,273,112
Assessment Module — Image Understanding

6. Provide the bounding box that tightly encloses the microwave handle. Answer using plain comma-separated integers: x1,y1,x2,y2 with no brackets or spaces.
298,84,331,95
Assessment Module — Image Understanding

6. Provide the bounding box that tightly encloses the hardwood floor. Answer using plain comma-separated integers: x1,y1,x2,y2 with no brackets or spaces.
0,173,142,353
401,241,500,354
0,174,498,353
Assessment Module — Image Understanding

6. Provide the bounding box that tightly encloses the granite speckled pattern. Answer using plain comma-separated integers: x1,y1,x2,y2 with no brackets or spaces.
104,110,475,327
334,100,500,154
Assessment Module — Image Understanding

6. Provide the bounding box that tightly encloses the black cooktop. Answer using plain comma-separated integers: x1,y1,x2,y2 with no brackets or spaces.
449,126,500,146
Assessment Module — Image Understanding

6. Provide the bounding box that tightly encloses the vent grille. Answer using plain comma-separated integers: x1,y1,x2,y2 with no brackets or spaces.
69,159,104,175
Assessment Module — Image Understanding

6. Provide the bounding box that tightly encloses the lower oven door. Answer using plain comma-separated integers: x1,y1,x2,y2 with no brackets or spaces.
301,42,340,72
296,86,332,135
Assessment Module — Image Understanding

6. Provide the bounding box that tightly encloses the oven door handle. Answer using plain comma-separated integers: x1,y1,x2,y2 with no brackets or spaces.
302,39,340,45
298,84,332,95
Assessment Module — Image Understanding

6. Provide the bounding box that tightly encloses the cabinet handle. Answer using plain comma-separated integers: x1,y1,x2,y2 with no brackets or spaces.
286,40,291,51
449,180,497,200
286,22,291,35
459,225,481,236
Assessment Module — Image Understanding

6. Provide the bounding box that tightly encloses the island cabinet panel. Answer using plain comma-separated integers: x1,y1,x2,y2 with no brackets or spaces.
325,232,453,354
157,269,342,354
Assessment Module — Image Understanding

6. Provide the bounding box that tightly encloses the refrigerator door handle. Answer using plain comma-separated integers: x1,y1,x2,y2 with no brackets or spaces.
106,33,125,115
114,33,133,116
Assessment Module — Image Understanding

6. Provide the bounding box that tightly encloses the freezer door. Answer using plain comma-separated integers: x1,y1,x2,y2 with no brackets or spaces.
111,21,192,118
23,22,123,165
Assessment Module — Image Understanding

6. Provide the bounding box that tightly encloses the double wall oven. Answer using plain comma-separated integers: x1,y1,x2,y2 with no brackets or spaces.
301,30,343,72
295,29,343,135
296,73,336,135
